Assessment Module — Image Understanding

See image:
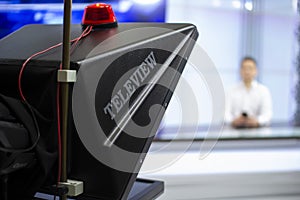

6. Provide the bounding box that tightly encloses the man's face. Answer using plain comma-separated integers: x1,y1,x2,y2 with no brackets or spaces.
240,60,257,83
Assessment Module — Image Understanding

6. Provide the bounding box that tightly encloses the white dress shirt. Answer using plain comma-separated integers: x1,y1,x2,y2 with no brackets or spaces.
225,80,272,126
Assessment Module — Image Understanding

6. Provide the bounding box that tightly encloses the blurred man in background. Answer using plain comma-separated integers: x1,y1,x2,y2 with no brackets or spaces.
225,57,272,128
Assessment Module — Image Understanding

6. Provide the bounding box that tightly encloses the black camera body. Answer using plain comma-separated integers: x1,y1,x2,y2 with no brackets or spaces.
0,23,198,199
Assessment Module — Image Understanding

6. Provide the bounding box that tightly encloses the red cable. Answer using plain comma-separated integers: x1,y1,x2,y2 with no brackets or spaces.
56,78,62,183
17,26,93,185
18,25,93,102
18,43,62,102
56,26,92,183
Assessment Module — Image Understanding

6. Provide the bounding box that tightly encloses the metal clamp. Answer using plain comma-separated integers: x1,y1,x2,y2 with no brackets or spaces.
59,179,84,197
57,69,77,83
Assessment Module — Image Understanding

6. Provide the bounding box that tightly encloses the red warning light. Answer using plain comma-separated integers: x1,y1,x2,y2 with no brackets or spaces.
82,3,118,28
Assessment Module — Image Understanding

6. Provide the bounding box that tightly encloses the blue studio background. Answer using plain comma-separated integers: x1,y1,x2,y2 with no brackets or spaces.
0,0,166,39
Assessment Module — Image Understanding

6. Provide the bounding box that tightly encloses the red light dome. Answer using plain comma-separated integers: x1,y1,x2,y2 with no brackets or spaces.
82,3,118,28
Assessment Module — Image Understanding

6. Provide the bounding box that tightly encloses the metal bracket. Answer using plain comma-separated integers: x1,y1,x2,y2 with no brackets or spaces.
59,179,84,197
57,69,77,83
